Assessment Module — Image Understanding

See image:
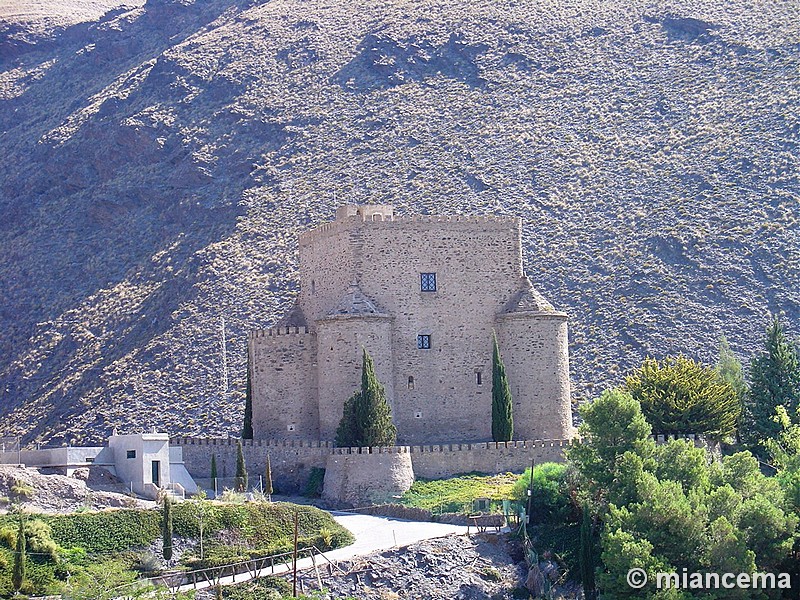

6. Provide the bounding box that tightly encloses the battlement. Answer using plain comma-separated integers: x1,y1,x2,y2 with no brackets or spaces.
392,213,519,225
171,436,332,448
299,207,520,247
171,436,573,453
249,326,312,339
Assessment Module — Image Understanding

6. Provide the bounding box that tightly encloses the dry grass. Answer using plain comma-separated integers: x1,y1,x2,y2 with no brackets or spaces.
0,0,797,444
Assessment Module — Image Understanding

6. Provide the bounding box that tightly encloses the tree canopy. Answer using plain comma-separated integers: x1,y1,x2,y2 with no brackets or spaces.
623,356,740,439
568,389,798,598
745,316,800,448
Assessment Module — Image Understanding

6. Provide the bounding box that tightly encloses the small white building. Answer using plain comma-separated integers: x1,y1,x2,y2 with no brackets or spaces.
0,432,198,500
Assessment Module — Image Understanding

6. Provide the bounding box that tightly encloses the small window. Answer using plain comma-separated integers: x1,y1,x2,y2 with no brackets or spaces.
126,450,136,459
476,371,482,385
287,424,296,432
311,280,315,295
408,376,415,390
417,334,431,349
414,411,423,419
85,457,95,463
420,273,437,292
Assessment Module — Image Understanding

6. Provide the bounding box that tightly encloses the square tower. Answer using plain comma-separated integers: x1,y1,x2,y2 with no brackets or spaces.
249,205,572,444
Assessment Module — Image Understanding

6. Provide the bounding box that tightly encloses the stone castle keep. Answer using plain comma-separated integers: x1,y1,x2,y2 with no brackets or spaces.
248,204,572,445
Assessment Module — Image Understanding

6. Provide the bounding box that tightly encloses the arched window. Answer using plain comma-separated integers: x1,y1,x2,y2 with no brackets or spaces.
408,376,415,390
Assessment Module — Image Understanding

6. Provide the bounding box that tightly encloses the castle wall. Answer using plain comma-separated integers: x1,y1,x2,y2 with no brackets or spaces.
495,313,573,440
297,220,357,322
255,206,574,446
173,437,571,496
408,440,568,479
315,315,395,441
323,448,414,506
174,437,330,493
250,328,319,440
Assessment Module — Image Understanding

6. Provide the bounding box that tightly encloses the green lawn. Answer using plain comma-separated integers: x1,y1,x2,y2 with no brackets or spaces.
399,472,520,514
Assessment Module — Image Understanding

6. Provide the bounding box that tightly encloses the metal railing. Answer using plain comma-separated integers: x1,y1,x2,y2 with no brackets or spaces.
113,544,344,596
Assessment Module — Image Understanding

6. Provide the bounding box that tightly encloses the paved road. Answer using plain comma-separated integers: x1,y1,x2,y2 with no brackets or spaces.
175,512,471,593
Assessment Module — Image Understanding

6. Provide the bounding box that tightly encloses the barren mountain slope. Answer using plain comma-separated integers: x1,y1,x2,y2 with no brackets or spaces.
0,0,798,444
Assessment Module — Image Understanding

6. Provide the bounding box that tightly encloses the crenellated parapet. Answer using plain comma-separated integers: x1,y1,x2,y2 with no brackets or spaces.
171,436,332,448
249,326,312,339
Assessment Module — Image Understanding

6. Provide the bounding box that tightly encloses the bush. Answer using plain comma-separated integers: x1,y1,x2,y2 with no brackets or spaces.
512,463,576,524
304,468,325,498
45,509,161,553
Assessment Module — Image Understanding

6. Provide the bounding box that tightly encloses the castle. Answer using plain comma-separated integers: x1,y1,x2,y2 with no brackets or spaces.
248,204,572,445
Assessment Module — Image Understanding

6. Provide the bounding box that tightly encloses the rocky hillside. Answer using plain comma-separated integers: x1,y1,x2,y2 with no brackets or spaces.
0,0,797,445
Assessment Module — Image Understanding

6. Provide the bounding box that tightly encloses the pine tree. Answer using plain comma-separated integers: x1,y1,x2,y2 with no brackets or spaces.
162,495,173,561
625,356,740,439
491,333,514,442
746,316,800,447
235,440,248,492
335,348,397,447
264,453,273,501
579,503,596,600
242,355,254,439
12,514,25,593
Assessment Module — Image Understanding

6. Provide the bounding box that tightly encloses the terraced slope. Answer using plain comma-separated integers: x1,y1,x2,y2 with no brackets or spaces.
0,0,797,444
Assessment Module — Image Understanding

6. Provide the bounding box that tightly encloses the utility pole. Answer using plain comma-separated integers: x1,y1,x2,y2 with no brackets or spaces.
292,511,299,597
526,456,535,530
220,316,228,393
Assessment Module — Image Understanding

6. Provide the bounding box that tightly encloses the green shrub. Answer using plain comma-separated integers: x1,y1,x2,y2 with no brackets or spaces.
512,463,576,524
304,467,325,498
46,509,161,552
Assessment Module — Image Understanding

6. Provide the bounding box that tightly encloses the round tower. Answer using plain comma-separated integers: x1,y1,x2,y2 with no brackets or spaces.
494,277,573,441
315,284,396,442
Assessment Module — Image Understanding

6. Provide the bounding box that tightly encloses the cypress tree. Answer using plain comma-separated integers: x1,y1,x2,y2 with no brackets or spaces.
358,349,397,447
12,514,25,593
335,348,397,447
242,356,254,439
716,335,748,404
162,495,173,561
491,333,514,442
335,392,361,447
264,453,273,501
210,453,218,481
579,503,596,600
746,316,800,447
235,440,248,492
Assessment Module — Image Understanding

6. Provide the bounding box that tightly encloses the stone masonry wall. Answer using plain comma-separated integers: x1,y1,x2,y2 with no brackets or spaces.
252,206,574,445
173,437,571,495
323,449,415,506
354,217,524,444
495,313,572,440
315,315,395,440
250,327,319,440
174,437,330,494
